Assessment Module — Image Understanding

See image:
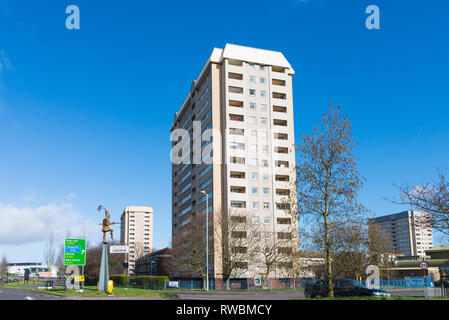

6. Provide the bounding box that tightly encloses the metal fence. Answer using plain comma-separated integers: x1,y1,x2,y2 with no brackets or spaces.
424,287,449,299
360,276,432,288
118,278,303,291
114,276,441,291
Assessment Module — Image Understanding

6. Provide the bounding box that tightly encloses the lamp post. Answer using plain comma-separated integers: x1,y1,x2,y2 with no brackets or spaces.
200,190,209,291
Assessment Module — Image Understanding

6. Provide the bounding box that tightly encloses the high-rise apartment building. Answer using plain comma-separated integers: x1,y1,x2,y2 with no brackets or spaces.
370,210,433,256
120,206,154,276
170,44,298,280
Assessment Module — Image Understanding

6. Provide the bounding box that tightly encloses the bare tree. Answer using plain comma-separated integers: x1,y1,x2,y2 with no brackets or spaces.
1,255,8,279
171,212,209,288
296,105,366,297
251,222,296,286
215,209,257,286
43,235,56,275
391,168,449,236
84,242,125,277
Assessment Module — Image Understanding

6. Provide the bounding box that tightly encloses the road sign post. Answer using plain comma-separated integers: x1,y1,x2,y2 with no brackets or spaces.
64,238,86,266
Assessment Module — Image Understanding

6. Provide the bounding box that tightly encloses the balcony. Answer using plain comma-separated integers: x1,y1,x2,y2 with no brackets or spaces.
230,201,246,209
277,218,292,225
229,114,244,122
228,86,243,94
273,105,287,114
229,128,244,136
275,189,290,196
275,175,290,182
273,119,288,127
272,66,286,74
229,100,244,108
230,186,246,194
272,92,286,100
228,72,243,80
230,156,245,165
230,171,245,179
272,78,286,86
274,132,288,140
274,146,289,154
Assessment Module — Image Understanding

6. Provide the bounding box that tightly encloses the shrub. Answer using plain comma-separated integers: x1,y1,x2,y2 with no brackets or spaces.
84,276,98,286
130,276,168,290
109,274,130,287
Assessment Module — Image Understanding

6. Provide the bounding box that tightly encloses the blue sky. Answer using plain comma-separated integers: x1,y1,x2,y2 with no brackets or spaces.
0,0,448,262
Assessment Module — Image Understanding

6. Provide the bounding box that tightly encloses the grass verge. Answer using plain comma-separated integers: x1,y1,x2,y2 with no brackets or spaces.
29,286,178,298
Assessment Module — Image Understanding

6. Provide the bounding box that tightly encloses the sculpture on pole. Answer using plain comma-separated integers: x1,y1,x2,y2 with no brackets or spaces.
97,205,117,244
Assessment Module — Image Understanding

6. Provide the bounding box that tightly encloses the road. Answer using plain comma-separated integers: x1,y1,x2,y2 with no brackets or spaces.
0,287,426,300
0,287,65,300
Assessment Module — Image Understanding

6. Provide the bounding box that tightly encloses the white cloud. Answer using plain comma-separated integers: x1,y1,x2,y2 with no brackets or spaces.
65,193,78,200
0,202,97,245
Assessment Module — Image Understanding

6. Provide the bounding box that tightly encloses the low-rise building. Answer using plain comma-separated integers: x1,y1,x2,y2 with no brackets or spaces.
135,248,172,277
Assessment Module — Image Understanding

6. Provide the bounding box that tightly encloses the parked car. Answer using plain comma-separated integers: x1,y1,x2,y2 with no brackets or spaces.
432,279,449,288
305,279,390,298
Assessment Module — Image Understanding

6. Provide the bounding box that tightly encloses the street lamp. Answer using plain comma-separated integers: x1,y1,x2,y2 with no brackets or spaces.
200,190,209,291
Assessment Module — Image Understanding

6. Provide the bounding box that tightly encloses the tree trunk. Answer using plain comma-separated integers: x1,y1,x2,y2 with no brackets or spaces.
324,210,334,297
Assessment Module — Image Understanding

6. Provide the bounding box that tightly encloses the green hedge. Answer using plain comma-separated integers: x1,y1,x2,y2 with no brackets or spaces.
130,276,168,290
109,274,130,287
84,276,98,286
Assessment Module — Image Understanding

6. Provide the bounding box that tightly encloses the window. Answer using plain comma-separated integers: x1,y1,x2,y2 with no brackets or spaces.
249,75,256,82
262,173,269,181
253,232,260,239
249,89,256,96
260,130,267,140
259,65,265,71
264,217,270,224
260,118,267,125
260,91,266,98
252,202,259,209
248,63,255,69
249,116,257,124
251,173,258,180
264,232,271,239
249,103,256,111
263,188,270,195
250,130,257,137
249,144,257,152
251,187,258,195
260,77,266,84
260,104,267,112
261,145,268,153
249,158,258,166
252,217,260,224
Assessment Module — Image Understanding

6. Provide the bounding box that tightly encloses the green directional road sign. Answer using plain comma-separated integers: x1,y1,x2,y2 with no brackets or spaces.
64,238,86,266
